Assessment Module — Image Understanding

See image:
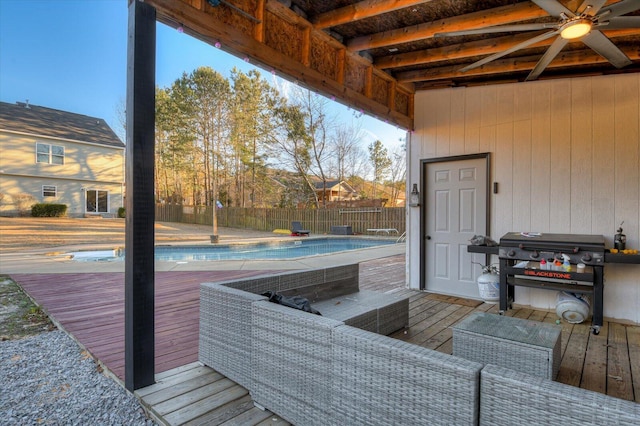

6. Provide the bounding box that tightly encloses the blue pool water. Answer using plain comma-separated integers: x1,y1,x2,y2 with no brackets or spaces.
71,238,397,262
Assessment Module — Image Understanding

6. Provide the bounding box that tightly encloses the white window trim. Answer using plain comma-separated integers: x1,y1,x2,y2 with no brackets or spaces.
42,185,57,198
36,142,65,165
85,189,110,214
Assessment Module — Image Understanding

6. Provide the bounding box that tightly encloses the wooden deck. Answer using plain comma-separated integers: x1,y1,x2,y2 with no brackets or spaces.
10,255,640,425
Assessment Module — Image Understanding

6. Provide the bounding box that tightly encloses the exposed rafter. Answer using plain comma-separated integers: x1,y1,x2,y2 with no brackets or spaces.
376,29,640,69
346,2,549,51
313,0,432,30
396,45,640,84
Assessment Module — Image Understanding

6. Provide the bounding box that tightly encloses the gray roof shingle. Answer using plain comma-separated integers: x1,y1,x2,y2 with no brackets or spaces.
0,101,124,148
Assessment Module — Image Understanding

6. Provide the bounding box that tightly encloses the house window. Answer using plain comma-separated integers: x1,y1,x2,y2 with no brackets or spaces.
36,143,64,165
86,189,109,213
42,185,57,197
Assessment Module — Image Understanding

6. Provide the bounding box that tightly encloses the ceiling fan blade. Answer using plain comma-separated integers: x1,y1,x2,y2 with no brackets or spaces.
577,0,606,16
460,31,559,72
581,30,632,68
600,0,640,19
532,0,575,18
596,16,640,30
435,23,557,38
526,36,569,81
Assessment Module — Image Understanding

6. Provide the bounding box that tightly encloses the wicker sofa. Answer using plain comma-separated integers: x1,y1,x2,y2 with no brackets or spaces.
199,264,483,425
199,266,640,425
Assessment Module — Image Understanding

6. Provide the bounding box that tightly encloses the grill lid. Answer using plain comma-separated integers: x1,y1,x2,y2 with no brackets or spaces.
499,232,605,252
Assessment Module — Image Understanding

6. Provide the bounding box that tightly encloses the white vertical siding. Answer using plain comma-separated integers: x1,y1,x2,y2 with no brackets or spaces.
549,80,572,233
411,74,640,324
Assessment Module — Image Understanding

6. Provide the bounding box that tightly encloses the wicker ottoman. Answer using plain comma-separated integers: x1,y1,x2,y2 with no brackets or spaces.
452,312,561,380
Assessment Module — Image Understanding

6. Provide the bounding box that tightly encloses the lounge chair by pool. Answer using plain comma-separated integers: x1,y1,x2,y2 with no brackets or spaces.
291,221,310,236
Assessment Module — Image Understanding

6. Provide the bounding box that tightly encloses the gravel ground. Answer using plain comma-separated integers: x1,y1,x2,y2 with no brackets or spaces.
0,330,156,425
0,275,156,425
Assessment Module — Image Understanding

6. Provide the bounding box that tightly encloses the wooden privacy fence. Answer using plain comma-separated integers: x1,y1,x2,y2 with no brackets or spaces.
155,205,406,235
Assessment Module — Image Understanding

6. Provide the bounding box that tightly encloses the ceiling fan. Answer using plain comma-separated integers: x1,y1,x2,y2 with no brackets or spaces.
434,0,640,81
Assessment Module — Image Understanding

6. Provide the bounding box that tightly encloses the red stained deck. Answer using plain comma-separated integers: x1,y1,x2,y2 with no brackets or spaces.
12,270,272,380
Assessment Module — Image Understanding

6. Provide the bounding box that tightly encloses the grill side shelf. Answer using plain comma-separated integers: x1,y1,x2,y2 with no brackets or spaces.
467,245,499,255
604,253,640,264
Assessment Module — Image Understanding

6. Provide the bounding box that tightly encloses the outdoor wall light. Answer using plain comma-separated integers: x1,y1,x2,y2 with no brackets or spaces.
409,184,420,207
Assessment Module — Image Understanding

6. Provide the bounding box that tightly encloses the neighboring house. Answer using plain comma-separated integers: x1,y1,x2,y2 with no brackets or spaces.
351,179,406,207
314,180,358,203
0,101,125,217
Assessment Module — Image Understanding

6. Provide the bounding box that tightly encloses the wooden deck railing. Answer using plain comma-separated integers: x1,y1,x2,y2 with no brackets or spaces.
155,204,406,235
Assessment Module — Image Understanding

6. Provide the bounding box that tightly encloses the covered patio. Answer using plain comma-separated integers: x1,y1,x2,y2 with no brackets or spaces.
119,0,640,423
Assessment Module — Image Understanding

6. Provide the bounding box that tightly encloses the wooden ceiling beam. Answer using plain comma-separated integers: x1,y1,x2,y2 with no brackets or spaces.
378,31,548,69
313,0,432,30
346,2,549,51
395,46,640,83
377,29,640,69
146,0,414,129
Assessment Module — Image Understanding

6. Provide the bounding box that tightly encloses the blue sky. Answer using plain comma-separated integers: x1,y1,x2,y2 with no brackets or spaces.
0,0,406,149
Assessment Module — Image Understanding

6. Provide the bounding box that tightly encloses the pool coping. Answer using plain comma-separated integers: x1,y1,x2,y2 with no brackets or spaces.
0,237,406,274
68,236,400,263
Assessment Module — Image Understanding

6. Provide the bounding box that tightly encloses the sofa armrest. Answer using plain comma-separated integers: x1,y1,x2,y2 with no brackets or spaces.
278,264,360,303
199,282,267,389
480,364,640,425
217,274,280,295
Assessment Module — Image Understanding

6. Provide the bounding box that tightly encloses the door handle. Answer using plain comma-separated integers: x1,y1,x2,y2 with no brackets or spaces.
425,235,431,240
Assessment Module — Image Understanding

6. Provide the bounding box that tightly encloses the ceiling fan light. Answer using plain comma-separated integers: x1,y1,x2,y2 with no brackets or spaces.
560,19,592,39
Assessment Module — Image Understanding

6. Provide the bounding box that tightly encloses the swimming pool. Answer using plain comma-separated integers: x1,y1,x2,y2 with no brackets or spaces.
70,237,397,262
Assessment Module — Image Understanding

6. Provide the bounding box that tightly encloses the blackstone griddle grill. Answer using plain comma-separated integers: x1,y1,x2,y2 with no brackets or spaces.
498,232,605,334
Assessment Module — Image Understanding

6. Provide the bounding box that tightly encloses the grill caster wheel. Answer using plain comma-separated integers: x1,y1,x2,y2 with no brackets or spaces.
591,326,600,335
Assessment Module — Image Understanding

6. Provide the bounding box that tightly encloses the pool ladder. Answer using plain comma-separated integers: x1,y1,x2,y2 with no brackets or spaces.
396,231,406,243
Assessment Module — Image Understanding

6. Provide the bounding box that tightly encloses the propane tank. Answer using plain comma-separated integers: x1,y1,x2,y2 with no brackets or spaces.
477,265,500,303
614,222,626,251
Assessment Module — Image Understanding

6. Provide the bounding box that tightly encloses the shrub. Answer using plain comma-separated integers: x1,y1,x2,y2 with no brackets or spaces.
118,207,126,218
14,193,37,216
31,203,67,217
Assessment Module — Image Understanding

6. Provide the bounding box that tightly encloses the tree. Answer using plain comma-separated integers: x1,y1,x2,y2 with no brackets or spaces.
271,101,317,207
155,87,194,203
229,68,280,207
330,121,366,183
386,139,407,206
286,89,336,208
170,67,231,238
368,140,391,199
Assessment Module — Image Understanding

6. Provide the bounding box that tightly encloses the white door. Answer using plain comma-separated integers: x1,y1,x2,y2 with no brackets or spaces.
424,157,487,298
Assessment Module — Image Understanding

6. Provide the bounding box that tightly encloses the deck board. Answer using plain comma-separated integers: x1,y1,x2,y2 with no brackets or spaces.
9,254,639,425
627,326,640,403
607,322,635,401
